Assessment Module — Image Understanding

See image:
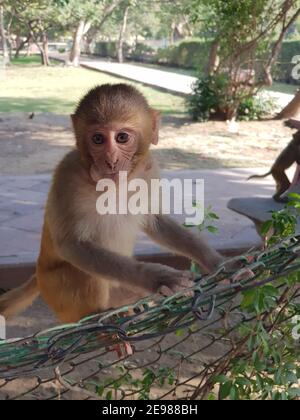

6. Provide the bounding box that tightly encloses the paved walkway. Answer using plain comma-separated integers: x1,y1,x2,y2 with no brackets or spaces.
81,58,194,95
0,168,278,268
51,53,294,107
0,168,284,338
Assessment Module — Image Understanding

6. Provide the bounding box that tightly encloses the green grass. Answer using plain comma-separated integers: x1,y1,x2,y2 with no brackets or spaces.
10,55,44,66
2,56,297,117
266,81,299,95
0,56,186,116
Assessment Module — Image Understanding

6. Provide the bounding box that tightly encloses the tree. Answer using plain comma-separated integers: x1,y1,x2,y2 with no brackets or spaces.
0,2,10,66
6,0,61,66
188,0,300,120
155,0,193,44
117,3,129,63
62,0,124,67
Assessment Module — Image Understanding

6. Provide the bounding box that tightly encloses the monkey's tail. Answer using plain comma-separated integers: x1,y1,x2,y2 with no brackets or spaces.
247,171,272,181
0,275,39,319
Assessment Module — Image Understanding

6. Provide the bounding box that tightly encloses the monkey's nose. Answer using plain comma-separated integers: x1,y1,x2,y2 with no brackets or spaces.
105,159,119,170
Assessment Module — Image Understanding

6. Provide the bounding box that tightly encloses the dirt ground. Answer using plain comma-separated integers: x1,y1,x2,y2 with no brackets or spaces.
0,113,294,175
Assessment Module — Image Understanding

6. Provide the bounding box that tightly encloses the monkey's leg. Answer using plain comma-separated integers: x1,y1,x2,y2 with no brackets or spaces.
272,169,291,203
38,267,134,358
37,266,111,323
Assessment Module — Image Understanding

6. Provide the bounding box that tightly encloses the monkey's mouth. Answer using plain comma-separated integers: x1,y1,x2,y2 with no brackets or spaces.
103,172,119,177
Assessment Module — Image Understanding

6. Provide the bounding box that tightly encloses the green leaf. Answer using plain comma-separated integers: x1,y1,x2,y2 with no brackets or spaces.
235,377,252,387
288,388,300,398
175,328,185,337
106,390,113,400
96,385,104,396
229,385,239,400
261,220,273,236
212,374,231,384
219,381,233,399
207,225,219,234
208,212,219,220
241,290,256,309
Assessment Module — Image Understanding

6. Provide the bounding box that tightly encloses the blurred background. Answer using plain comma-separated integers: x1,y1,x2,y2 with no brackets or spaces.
1,0,300,175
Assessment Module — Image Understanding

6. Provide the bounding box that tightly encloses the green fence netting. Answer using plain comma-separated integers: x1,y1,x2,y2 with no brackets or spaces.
0,236,299,400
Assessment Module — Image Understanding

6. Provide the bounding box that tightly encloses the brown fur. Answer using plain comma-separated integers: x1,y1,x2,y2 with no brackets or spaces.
0,276,39,318
0,84,223,323
248,130,300,202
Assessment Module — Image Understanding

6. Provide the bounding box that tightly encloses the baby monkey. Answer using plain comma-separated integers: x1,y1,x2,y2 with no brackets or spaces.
0,84,224,323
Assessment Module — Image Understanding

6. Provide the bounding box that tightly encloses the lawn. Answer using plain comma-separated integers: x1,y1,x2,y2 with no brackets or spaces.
2,56,298,116
0,56,186,116
267,81,299,95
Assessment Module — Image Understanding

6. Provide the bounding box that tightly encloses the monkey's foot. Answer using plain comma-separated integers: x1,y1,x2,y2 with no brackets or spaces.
273,195,289,203
110,342,134,358
231,268,255,283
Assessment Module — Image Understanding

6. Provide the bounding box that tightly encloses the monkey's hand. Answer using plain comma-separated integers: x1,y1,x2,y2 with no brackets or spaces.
140,263,195,296
220,257,255,285
284,118,300,130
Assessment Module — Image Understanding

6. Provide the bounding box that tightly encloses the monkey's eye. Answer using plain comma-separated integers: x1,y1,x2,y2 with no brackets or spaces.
116,132,129,144
92,133,105,145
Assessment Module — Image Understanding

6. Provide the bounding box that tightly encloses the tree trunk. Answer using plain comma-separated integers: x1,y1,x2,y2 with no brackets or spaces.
68,20,91,66
0,5,9,67
68,0,123,65
84,27,98,55
26,38,33,56
85,35,93,55
277,90,300,120
117,6,129,63
30,32,50,66
207,39,219,75
15,36,29,59
170,22,176,45
41,32,50,66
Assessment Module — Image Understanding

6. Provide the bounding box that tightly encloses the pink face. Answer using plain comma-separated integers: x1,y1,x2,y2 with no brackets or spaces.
86,124,139,182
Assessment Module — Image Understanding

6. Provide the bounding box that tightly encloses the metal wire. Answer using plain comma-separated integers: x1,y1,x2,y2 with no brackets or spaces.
0,236,299,400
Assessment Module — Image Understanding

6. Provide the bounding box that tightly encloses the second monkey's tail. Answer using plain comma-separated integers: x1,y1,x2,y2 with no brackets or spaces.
247,170,272,181
0,275,39,319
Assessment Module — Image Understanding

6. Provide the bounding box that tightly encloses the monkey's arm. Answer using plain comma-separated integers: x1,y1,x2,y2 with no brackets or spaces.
284,119,300,131
144,215,223,273
55,236,193,294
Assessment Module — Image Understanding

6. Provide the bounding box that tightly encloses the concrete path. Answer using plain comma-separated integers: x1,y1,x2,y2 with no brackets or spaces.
81,58,194,95
0,168,278,338
0,168,277,269
51,53,294,107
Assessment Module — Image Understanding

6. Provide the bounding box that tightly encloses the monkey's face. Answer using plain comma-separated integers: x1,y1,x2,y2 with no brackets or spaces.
72,84,161,183
85,123,140,183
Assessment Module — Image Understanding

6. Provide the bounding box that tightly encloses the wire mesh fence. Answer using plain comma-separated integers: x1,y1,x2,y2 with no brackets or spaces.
0,236,300,400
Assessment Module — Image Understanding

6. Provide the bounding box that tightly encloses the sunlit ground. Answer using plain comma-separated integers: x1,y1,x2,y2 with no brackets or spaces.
0,56,296,174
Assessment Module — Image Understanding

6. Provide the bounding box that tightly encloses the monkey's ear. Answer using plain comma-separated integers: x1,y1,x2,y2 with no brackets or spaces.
151,109,161,146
